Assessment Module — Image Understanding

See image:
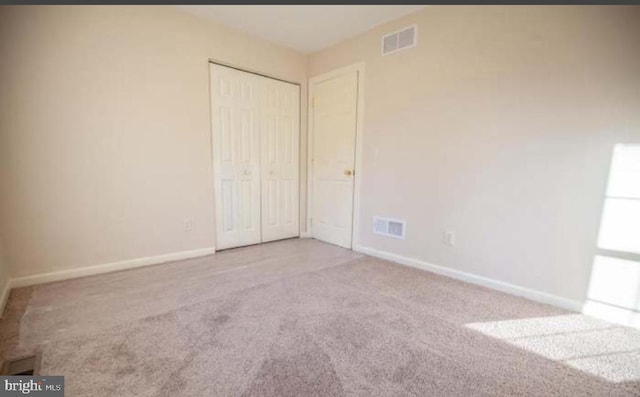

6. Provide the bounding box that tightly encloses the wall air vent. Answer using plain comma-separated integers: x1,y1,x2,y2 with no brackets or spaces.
373,216,406,239
381,25,417,56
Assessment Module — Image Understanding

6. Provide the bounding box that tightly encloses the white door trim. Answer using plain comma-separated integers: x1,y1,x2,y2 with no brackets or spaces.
307,62,365,249
208,59,300,86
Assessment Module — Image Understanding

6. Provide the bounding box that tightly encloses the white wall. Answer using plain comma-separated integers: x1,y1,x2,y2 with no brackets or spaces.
0,6,307,279
309,6,640,303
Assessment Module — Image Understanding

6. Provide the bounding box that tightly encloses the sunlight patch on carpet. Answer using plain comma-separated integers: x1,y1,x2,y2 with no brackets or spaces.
465,314,640,382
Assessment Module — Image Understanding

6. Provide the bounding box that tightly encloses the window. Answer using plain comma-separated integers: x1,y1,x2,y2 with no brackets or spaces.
584,144,640,326
597,144,640,254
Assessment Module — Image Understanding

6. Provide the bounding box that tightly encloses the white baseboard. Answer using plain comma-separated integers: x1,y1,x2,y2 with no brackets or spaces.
3,243,584,317
0,279,10,318
9,247,215,290
354,245,584,313
299,232,312,238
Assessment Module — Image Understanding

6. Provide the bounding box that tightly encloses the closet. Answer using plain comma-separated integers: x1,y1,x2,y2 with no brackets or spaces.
209,63,300,250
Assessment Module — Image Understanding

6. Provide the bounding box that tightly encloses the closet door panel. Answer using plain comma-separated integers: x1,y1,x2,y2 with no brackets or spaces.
211,64,261,250
261,79,300,242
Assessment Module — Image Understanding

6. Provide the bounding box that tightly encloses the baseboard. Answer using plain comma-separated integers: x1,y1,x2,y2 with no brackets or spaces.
354,245,584,313
9,247,215,289
299,232,312,238
0,279,10,318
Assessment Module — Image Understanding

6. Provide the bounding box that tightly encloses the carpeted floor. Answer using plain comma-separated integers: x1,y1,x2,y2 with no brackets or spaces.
1,238,639,396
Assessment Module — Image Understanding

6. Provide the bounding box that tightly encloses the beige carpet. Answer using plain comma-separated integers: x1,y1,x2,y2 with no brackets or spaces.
1,239,639,396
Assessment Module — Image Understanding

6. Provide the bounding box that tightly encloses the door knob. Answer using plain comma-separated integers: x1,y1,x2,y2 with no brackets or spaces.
344,169,353,176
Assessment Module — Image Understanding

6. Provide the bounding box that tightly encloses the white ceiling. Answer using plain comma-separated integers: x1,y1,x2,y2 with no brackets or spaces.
176,5,427,53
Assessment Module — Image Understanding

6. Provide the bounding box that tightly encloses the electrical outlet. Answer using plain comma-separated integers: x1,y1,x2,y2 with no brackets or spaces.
184,220,193,232
443,231,455,246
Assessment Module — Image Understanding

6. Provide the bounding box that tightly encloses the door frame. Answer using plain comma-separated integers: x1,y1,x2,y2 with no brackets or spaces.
208,59,302,251
306,62,365,249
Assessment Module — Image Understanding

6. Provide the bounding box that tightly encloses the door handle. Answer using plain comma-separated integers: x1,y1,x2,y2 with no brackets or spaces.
344,169,353,176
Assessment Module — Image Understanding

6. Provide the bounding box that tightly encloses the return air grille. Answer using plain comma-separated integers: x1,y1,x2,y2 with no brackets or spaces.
373,217,406,239
2,354,40,376
382,25,417,56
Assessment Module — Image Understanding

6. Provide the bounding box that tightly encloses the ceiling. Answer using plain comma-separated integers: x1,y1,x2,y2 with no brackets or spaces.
176,5,427,54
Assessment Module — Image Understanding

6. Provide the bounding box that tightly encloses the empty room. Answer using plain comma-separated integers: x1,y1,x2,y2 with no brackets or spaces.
1,3,640,396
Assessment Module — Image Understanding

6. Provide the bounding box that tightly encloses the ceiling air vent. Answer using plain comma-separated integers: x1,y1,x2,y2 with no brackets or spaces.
373,216,406,239
381,25,417,56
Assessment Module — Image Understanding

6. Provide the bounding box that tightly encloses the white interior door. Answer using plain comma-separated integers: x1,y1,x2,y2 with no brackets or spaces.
261,79,300,242
210,64,261,250
210,63,300,250
310,71,359,248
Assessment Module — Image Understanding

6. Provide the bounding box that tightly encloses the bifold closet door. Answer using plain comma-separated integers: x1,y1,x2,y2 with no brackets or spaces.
210,64,262,250
210,63,300,250
260,79,300,242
